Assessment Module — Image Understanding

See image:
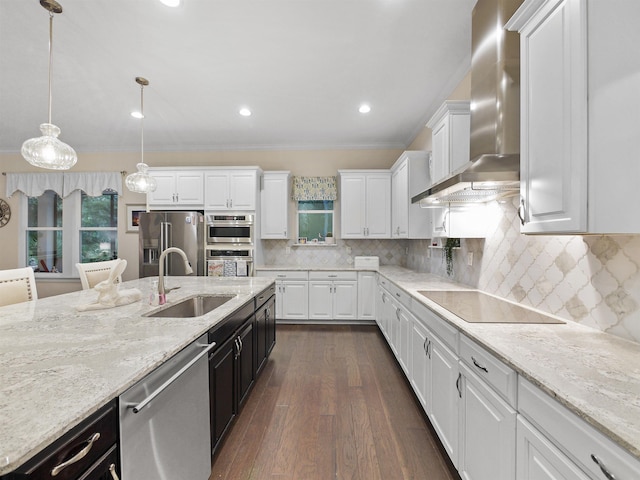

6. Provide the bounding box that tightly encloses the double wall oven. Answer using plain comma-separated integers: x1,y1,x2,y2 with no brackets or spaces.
206,214,254,277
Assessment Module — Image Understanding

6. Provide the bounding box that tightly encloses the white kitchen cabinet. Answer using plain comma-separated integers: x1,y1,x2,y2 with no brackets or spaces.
256,270,308,321
338,170,391,239
426,101,470,186
391,151,432,239
376,280,393,341
431,205,488,238
518,377,640,480
429,333,460,467
457,362,516,480
261,171,289,239
508,0,640,234
410,318,431,412
204,169,259,211
357,271,377,321
308,271,358,321
147,169,204,209
517,416,591,480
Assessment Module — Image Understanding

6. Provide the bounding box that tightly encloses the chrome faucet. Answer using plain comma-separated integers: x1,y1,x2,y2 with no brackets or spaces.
158,247,193,305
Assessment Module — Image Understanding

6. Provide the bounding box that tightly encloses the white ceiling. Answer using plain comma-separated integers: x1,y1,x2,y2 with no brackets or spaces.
0,0,475,154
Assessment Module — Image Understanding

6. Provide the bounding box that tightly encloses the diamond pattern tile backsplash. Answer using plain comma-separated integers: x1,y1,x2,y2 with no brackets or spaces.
407,198,640,343
261,239,409,268
262,197,640,344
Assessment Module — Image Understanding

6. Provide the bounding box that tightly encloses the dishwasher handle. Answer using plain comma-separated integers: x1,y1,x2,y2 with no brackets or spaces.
131,342,217,414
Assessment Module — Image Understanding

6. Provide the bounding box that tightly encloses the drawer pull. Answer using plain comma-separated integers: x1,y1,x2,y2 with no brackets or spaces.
50,432,100,476
591,454,616,480
471,356,488,373
328,274,338,278
109,464,120,480
277,274,287,277
395,293,401,298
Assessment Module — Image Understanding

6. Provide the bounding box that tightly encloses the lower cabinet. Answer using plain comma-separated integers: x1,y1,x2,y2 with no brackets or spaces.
516,416,591,480
458,362,516,480
357,271,377,321
255,287,276,374
308,271,358,321
4,400,120,480
428,333,460,465
208,289,276,460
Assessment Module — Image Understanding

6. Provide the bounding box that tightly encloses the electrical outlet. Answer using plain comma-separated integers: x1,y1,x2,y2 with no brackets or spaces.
285,246,291,255
346,246,352,255
467,252,473,266
427,248,431,259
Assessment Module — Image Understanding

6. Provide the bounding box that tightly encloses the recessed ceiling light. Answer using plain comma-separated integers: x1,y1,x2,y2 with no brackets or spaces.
159,0,181,7
239,108,252,117
131,111,144,119
359,104,371,114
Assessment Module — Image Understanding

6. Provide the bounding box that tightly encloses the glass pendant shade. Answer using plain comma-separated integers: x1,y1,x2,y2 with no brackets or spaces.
125,76,156,194
125,162,157,193
23,2,76,170
21,123,77,170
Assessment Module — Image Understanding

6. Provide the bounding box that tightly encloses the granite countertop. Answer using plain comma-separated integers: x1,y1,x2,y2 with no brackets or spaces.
376,265,640,461
0,276,274,475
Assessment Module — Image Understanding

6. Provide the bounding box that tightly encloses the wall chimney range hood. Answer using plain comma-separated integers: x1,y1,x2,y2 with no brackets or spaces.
412,0,522,205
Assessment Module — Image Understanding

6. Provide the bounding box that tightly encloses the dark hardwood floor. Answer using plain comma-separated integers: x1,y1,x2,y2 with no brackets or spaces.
209,324,456,480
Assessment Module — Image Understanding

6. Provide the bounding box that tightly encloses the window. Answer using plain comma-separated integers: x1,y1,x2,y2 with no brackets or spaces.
22,190,118,276
297,200,334,243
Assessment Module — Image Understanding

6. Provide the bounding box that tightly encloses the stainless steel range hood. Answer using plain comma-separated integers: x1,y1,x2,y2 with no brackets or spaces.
412,0,522,205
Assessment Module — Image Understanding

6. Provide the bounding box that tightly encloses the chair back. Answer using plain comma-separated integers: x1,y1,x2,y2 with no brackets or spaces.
0,267,38,307
76,259,123,290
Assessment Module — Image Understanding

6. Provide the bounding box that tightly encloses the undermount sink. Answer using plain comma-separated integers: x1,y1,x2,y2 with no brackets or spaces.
145,294,236,318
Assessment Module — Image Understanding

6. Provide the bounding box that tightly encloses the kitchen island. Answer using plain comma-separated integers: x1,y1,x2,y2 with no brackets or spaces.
0,275,275,476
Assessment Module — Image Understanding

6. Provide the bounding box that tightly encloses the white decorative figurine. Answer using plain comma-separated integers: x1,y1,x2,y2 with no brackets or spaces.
76,259,142,311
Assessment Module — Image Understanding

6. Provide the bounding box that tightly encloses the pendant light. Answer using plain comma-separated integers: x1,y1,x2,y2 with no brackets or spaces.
125,77,157,194
21,0,77,170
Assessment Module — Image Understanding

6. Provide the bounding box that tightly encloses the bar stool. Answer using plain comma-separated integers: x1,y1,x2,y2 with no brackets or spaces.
76,259,123,290
0,267,38,307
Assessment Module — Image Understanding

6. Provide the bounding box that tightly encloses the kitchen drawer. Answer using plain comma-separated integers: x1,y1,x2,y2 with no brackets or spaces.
257,270,309,281
377,277,411,310
11,400,117,480
459,334,517,407
411,299,459,354
255,283,276,310
519,377,640,480
309,271,357,281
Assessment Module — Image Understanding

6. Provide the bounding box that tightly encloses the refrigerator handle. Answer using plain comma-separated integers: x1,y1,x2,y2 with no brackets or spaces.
160,222,172,274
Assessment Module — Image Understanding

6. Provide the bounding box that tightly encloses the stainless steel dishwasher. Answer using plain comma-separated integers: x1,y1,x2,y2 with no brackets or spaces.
119,334,215,480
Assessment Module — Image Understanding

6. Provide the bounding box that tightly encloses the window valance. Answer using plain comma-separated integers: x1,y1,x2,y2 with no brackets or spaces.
292,176,337,201
6,172,122,198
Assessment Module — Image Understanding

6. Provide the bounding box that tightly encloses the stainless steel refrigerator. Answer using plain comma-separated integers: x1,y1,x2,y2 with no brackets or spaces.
138,211,204,278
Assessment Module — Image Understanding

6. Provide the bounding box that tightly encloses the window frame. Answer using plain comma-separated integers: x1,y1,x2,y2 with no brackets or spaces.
296,200,335,243
19,190,118,279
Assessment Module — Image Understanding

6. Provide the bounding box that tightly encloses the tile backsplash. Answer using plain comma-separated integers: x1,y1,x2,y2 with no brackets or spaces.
408,198,640,344
261,198,640,344
260,239,409,268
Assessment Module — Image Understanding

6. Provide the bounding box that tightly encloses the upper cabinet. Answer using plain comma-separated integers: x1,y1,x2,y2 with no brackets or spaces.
339,170,391,239
508,0,640,234
426,101,470,186
391,151,432,239
204,168,260,211
147,168,204,209
261,171,290,239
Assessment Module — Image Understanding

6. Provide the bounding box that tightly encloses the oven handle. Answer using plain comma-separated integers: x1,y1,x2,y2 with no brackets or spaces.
207,256,254,262
130,342,217,414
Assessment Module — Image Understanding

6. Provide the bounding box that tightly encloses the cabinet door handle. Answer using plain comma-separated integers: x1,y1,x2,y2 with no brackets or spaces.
518,199,526,226
239,336,243,353
51,433,101,476
471,356,488,373
395,308,400,320
591,454,616,480
456,373,462,398
109,464,121,480
427,340,431,359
